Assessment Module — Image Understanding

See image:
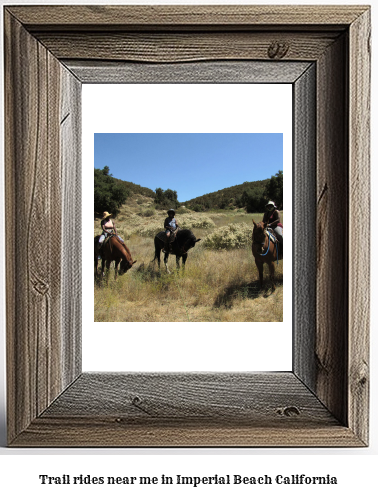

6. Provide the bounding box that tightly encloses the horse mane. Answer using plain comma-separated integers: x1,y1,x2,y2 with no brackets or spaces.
253,221,267,232
108,236,127,255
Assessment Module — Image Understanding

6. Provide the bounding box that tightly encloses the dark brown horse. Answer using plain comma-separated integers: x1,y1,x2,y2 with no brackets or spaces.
153,229,201,273
251,220,281,290
94,235,136,279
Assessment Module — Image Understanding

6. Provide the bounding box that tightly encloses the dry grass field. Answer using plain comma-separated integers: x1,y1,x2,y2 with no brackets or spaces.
94,195,283,322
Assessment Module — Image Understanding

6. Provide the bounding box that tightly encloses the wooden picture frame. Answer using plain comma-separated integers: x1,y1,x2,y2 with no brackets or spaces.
4,5,370,447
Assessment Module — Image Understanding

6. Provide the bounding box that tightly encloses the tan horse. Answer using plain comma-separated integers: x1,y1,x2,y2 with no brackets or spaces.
94,235,136,279
251,220,280,290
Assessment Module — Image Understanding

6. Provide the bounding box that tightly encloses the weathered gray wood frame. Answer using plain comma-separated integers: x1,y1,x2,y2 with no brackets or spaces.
4,5,370,447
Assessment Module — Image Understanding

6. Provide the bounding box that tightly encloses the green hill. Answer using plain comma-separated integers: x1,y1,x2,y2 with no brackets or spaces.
97,168,281,215
114,178,155,198
183,179,269,212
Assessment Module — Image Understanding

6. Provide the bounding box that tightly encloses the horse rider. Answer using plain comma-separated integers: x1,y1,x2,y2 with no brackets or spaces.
163,208,180,253
263,201,283,250
97,211,124,255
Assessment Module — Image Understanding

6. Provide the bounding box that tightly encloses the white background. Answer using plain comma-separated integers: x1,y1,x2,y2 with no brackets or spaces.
0,0,377,499
83,83,292,372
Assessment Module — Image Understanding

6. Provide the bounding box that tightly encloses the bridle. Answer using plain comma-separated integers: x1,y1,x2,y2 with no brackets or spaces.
253,225,279,264
252,224,267,247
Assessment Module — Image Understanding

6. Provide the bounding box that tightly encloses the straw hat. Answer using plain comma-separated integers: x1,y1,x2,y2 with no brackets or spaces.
103,211,112,218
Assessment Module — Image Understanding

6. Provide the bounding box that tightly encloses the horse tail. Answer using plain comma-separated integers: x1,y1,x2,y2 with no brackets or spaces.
151,236,162,263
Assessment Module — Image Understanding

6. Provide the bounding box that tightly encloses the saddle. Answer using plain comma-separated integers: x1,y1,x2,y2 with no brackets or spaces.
98,233,115,258
267,228,283,260
156,231,167,243
157,229,180,244
267,228,278,244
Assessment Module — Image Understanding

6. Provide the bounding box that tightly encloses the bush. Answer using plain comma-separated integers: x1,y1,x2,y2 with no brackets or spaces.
138,221,163,237
180,215,216,229
202,223,252,250
175,206,190,214
142,209,155,217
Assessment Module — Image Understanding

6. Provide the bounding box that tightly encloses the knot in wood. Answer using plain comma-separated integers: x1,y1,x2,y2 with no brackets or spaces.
131,395,151,415
32,279,49,296
268,41,289,59
277,406,300,417
359,376,367,386
132,396,142,406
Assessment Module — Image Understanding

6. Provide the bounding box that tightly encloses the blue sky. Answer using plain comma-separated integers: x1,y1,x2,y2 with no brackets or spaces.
94,133,283,202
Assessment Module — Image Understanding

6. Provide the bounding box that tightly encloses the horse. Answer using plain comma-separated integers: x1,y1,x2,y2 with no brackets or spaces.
94,235,136,279
251,220,281,291
153,229,201,273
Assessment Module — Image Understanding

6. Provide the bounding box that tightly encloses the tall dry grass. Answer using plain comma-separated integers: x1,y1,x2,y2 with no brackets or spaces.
94,196,283,322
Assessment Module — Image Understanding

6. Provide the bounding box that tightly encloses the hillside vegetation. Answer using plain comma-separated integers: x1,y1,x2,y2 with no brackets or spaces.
184,179,268,212
94,194,283,322
183,170,283,212
94,167,283,215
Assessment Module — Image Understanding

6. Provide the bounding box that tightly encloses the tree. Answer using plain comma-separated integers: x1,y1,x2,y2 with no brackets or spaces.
94,166,129,215
264,170,283,209
238,186,266,213
154,187,180,209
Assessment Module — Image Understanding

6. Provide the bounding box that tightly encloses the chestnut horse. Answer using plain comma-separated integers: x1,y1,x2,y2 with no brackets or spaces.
94,235,136,279
252,220,281,290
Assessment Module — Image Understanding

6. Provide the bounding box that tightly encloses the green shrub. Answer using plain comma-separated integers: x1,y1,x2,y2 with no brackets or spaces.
142,209,155,217
202,223,252,250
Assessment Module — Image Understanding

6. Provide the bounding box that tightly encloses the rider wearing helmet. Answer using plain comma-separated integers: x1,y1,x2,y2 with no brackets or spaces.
164,209,180,253
263,201,283,250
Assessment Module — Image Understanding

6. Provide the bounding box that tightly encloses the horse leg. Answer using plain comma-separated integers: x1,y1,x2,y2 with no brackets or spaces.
182,253,188,270
268,261,276,291
164,253,170,274
176,255,180,269
114,261,119,280
101,259,111,282
256,260,264,289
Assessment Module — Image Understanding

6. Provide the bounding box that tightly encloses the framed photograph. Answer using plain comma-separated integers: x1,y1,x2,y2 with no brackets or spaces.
86,85,292,372
5,5,370,447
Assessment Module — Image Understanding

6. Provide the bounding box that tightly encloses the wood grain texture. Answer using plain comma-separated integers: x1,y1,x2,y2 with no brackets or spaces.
11,418,363,448
65,60,312,84
4,11,79,444
12,373,363,447
7,5,368,30
316,34,349,426
293,64,316,390
348,9,371,444
4,12,62,442
36,32,339,63
60,69,82,388
42,373,333,422
4,5,370,447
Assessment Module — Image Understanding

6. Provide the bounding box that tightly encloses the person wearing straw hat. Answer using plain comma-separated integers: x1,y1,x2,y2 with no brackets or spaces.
97,211,124,254
263,201,283,251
